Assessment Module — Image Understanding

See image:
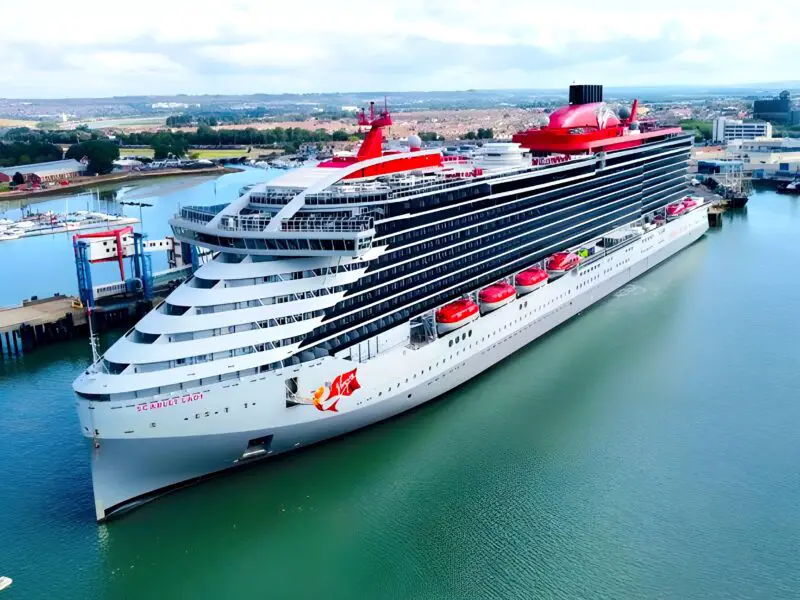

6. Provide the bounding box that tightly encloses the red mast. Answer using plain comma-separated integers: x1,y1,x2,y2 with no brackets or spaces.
356,99,392,160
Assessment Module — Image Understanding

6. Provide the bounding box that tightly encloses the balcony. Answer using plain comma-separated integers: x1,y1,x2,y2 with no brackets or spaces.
280,215,374,233
179,204,228,225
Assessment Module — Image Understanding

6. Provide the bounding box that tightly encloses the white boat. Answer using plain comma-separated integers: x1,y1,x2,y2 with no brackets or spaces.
72,84,711,522
0,577,12,592
0,230,22,241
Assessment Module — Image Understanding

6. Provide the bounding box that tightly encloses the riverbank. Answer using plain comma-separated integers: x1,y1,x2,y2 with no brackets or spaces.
0,166,244,203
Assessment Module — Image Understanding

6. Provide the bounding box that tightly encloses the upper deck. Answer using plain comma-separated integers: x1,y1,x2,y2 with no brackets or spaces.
170,86,689,259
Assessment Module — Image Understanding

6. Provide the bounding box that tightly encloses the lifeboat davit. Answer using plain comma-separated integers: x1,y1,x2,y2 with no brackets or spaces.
546,252,580,276
682,197,697,209
436,298,479,335
514,267,548,295
666,202,686,220
478,282,516,313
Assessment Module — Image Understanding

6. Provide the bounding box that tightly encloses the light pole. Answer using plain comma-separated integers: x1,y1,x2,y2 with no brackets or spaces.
119,201,152,233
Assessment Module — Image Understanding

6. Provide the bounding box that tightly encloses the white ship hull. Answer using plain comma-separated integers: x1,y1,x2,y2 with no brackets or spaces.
79,206,709,521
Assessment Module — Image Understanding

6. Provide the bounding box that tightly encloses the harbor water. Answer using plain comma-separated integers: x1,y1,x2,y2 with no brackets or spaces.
0,169,274,307
1,185,799,599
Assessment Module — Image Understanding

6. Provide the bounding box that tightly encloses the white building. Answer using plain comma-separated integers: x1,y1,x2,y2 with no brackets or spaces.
727,138,800,173
712,117,772,143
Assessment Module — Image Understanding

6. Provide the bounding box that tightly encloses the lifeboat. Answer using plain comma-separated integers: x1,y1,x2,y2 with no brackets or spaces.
435,298,479,335
478,282,516,313
546,251,580,276
514,267,548,295
666,202,686,220
682,197,697,209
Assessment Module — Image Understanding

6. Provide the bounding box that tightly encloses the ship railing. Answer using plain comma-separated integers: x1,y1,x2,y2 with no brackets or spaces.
305,191,390,206
178,204,228,225
210,213,374,234
249,190,301,206
300,161,579,205
575,230,641,269
280,216,374,233
216,214,273,232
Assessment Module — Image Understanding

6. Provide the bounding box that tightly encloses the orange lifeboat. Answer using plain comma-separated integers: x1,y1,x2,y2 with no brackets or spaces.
514,267,548,295
478,282,516,313
436,298,479,335
546,251,580,276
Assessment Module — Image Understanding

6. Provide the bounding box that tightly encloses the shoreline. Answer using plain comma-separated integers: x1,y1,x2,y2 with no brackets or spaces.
0,166,244,202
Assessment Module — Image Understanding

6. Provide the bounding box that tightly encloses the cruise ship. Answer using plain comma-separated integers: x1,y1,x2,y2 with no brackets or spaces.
73,85,710,521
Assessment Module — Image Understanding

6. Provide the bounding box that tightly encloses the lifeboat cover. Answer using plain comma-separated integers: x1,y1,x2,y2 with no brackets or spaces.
436,299,479,323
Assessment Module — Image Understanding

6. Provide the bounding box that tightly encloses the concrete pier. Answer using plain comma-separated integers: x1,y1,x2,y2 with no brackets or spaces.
0,295,87,357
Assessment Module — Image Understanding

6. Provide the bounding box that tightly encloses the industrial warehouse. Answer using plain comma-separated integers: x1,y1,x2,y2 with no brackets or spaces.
0,159,87,184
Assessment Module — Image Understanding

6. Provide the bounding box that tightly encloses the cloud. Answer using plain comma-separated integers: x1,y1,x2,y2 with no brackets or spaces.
0,0,797,97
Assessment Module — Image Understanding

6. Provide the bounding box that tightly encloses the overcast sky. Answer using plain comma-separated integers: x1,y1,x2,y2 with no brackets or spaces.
1,0,796,98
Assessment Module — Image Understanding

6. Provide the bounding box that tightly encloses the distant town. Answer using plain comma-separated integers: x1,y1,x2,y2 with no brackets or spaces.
1,83,799,194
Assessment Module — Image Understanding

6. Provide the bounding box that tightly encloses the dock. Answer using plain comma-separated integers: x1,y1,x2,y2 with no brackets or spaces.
1,226,205,357
0,295,87,356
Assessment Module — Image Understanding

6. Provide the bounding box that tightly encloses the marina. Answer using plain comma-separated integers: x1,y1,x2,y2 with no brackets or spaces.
0,211,139,241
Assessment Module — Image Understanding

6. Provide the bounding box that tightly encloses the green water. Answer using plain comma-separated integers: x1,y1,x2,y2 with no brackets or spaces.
2,190,800,599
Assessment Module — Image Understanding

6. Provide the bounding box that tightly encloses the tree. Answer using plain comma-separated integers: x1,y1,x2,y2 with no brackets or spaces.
65,140,120,175
419,131,443,142
12,172,25,186
151,131,188,159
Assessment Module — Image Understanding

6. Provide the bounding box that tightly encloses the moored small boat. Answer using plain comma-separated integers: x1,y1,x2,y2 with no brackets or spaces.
514,267,548,295
777,181,800,195
435,298,479,335
546,251,580,276
478,282,516,313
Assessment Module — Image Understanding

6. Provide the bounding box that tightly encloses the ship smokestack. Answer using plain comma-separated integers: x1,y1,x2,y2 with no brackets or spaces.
569,84,603,105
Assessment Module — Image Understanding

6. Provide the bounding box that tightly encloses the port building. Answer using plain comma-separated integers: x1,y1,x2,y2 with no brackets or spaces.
753,90,800,124
0,159,88,183
712,117,772,143
727,137,800,177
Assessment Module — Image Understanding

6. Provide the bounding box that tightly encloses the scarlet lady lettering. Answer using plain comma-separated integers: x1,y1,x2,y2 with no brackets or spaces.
136,392,203,412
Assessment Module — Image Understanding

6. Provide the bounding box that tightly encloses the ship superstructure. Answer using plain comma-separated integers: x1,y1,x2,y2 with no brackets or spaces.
74,85,709,521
